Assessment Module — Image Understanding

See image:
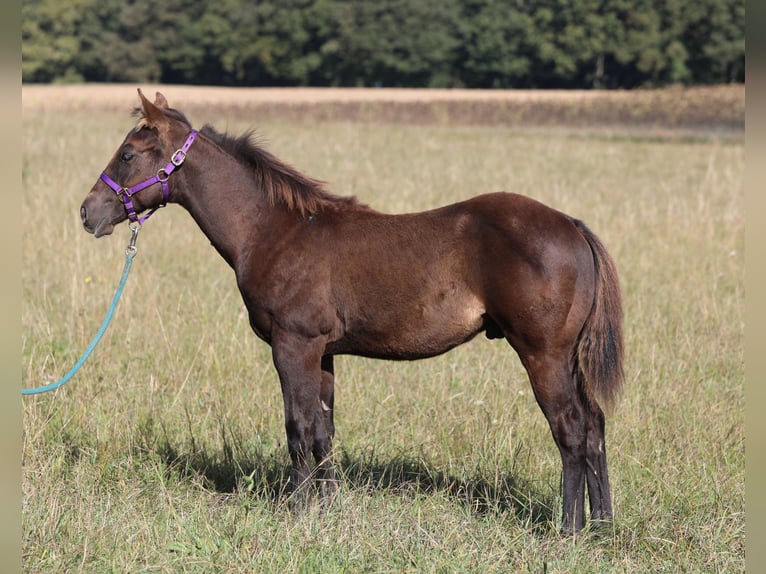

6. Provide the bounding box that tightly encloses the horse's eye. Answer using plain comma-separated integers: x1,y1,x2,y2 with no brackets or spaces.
120,151,135,162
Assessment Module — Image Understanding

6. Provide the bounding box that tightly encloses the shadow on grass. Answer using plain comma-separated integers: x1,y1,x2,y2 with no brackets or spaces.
335,450,557,531
136,416,556,532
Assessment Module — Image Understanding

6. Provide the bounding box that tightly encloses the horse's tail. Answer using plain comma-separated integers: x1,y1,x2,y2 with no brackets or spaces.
572,219,624,413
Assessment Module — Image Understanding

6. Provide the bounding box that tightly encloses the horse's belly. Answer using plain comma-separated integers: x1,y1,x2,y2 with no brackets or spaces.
330,293,486,360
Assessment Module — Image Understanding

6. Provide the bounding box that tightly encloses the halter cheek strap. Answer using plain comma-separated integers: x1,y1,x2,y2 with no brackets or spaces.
100,129,198,225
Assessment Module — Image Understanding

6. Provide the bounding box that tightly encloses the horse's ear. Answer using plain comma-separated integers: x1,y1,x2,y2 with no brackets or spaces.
153,92,169,109
137,88,169,132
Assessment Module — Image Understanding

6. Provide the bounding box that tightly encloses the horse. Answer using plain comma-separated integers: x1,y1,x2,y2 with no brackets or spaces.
80,90,624,533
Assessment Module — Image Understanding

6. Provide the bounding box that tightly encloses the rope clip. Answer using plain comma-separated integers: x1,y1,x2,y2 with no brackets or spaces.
127,222,141,256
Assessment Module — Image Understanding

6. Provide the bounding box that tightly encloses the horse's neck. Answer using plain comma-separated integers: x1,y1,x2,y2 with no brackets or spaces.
175,148,275,270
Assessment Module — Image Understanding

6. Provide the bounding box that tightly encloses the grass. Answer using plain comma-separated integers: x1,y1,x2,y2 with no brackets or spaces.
22,87,744,572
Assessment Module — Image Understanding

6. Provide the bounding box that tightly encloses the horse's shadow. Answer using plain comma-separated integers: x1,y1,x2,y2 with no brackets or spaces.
142,425,557,532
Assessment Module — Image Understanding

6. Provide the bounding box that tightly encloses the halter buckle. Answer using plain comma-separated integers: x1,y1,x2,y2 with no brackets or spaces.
171,149,187,166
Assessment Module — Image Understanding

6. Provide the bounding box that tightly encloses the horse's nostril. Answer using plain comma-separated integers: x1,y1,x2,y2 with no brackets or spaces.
80,205,87,223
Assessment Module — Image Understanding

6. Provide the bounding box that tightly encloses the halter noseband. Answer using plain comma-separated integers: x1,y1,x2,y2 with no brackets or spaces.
100,129,198,225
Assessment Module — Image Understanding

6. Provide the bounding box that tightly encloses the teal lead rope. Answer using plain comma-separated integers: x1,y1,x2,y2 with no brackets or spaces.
22,225,141,396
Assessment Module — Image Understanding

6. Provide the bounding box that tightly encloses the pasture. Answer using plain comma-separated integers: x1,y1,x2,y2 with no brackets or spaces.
22,85,744,572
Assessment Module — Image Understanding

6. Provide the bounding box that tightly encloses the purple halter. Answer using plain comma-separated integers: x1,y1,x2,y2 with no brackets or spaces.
100,129,198,224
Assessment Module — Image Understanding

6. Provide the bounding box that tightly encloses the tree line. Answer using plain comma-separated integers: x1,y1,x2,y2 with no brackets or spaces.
22,0,744,89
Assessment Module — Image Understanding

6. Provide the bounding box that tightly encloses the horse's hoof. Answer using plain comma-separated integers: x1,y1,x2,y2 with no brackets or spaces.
587,518,614,536
319,479,340,510
286,486,314,515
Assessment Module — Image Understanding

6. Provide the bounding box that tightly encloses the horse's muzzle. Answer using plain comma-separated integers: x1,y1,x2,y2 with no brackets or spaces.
80,200,116,237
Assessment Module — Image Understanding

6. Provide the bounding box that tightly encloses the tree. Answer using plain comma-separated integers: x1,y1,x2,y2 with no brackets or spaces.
337,0,461,87
455,0,534,88
677,0,745,84
22,0,116,83
21,0,745,87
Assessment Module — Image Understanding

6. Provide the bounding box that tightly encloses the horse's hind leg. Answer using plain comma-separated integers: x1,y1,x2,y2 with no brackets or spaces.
584,401,613,524
519,351,588,533
315,355,339,504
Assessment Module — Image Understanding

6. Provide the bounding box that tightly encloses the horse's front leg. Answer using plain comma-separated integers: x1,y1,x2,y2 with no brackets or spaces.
316,355,339,504
271,329,329,511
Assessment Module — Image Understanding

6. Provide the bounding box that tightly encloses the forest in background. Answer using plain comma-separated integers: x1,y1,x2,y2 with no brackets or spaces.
22,0,744,89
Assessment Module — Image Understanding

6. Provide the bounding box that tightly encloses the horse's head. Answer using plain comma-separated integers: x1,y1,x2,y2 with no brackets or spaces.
80,89,195,237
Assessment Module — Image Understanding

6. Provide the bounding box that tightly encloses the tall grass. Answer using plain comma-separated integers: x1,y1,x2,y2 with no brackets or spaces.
22,89,744,572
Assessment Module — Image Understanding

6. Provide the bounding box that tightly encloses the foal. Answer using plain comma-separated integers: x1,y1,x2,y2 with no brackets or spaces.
80,90,624,532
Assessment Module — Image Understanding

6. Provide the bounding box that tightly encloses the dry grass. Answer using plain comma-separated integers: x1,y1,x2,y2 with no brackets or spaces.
22,85,744,572
23,83,744,133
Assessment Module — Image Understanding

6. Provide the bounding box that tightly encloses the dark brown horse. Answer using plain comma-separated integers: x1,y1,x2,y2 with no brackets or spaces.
80,90,624,533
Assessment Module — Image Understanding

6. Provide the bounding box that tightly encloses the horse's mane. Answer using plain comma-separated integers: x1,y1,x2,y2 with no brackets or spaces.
199,124,364,216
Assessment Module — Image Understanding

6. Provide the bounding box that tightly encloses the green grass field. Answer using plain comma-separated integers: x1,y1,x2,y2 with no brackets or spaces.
22,86,744,572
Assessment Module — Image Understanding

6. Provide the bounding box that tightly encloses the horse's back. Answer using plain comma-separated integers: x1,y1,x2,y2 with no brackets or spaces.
458,192,586,246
